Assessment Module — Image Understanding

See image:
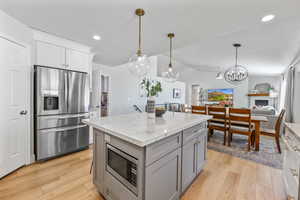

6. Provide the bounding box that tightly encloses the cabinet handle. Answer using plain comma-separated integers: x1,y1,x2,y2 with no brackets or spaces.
193,143,197,173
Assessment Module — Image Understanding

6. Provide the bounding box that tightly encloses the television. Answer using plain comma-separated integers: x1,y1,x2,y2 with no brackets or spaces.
207,88,234,107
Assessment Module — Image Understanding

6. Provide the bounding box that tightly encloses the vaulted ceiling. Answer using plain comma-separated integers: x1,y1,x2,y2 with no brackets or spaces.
1,0,300,75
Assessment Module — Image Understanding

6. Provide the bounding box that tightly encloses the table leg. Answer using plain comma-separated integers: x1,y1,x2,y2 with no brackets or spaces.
254,121,260,151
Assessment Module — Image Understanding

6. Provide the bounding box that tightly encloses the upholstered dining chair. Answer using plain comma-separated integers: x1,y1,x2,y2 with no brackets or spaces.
207,107,227,145
191,105,207,115
228,108,255,151
260,109,285,153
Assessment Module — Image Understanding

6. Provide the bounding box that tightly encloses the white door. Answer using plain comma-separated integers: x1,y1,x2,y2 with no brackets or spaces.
36,41,66,69
0,37,29,178
66,49,89,72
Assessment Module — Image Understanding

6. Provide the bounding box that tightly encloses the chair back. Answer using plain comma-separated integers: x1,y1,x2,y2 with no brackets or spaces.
208,107,227,120
228,108,252,131
275,109,285,136
191,105,207,115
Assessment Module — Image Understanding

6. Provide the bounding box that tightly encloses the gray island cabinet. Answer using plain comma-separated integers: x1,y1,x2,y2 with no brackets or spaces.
83,112,211,200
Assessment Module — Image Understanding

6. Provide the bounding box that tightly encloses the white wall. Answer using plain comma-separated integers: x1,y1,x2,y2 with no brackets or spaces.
93,56,186,116
248,75,281,93
178,67,249,108
0,10,32,44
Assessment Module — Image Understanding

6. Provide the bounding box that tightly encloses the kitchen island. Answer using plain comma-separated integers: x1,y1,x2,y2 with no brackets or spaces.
83,112,212,200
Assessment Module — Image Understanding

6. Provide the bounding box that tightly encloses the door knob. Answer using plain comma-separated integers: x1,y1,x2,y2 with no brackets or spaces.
20,110,28,115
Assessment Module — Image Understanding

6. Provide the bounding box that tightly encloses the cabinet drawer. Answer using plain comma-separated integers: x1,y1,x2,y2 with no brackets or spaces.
183,123,206,144
146,133,181,166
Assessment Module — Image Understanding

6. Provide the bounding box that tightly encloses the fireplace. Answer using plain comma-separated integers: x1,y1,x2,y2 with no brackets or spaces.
255,100,269,107
249,96,274,109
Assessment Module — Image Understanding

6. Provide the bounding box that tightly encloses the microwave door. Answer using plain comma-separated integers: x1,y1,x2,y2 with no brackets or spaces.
35,66,68,116
67,71,89,114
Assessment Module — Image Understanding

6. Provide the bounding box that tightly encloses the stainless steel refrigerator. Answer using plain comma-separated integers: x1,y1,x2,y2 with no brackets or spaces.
34,66,90,161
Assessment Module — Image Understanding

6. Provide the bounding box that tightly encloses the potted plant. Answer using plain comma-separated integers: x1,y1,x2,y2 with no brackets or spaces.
140,78,162,117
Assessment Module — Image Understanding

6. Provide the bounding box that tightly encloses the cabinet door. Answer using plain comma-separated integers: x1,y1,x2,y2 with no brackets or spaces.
181,138,197,192
145,148,181,200
196,133,207,174
36,41,66,69
66,49,89,72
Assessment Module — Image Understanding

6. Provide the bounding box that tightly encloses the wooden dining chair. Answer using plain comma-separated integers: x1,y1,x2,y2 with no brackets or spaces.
261,109,285,153
207,107,227,145
191,105,207,115
228,108,255,151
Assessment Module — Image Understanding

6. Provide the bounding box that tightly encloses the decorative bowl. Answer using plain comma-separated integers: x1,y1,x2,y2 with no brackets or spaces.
155,108,166,117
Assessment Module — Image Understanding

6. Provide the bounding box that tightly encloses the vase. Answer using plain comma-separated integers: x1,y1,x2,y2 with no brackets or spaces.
146,96,155,118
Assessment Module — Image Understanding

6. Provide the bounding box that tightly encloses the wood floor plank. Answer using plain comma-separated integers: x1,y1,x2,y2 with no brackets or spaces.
0,148,286,200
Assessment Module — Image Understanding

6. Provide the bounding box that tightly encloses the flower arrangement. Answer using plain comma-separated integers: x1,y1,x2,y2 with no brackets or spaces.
140,78,162,97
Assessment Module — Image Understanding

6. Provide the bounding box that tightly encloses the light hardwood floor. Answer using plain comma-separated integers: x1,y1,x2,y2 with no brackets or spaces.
0,149,286,200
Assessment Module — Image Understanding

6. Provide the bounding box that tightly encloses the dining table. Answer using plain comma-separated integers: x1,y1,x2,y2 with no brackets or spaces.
186,107,269,151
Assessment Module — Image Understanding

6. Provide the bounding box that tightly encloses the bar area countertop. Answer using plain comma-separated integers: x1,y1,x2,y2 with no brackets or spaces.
83,112,212,147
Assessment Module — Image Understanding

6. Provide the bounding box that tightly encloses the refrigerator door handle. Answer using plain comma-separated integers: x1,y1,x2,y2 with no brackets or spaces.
65,71,69,113
38,124,88,134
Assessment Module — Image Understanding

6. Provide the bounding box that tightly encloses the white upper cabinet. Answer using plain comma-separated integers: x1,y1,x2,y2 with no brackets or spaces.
33,30,91,73
66,49,90,73
36,41,66,69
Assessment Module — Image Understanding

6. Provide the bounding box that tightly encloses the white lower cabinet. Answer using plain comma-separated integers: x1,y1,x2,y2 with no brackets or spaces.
283,126,300,200
145,148,182,200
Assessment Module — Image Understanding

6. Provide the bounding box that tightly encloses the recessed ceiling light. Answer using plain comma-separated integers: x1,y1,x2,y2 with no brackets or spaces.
261,14,275,22
93,35,101,40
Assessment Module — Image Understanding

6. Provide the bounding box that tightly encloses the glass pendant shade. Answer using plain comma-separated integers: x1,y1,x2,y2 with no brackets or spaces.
128,53,150,78
224,43,248,85
128,9,150,78
162,33,179,82
162,64,179,83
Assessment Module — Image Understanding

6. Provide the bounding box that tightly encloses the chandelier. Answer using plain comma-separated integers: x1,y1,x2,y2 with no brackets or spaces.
162,33,179,82
128,8,150,78
224,43,248,85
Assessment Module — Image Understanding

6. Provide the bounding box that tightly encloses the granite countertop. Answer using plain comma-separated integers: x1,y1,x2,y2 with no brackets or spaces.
285,122,300,140
83,112,212,147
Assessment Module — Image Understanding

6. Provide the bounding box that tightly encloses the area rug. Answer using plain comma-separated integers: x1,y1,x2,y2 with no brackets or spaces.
207,131,284,169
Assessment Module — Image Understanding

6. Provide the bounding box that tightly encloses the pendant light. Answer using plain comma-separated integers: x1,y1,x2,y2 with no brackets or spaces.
162,33,179,82
128,8,150,78
224,43,248,85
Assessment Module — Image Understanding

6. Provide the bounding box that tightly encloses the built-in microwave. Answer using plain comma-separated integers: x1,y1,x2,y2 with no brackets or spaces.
106,144,138,195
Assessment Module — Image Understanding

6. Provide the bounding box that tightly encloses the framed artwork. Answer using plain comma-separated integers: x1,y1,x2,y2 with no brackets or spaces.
173,88,181,99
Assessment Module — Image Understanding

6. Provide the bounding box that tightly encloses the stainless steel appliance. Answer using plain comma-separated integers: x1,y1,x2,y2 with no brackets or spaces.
106,144,138,195
34,66,90,161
